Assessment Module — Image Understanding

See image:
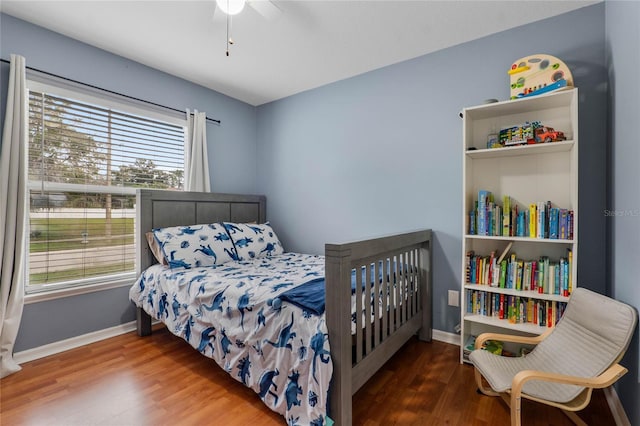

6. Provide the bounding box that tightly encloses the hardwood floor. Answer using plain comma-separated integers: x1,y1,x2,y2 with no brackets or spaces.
1,327,617,425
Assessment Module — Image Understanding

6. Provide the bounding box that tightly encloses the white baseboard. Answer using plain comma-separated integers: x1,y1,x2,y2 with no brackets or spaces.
432,329,460,346
14,323,460,364
14,321,137,365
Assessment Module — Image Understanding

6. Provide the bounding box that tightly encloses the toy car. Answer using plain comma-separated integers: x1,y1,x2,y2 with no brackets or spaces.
499,122,538,146
535,126,566,143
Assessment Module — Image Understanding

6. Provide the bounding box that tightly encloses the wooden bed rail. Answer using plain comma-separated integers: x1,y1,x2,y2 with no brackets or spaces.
325,229,432,425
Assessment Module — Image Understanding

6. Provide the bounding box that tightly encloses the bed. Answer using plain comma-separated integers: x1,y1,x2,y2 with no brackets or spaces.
131,189,432,425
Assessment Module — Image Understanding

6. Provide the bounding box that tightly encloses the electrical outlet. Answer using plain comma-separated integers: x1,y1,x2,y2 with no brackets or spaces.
448,290,459,307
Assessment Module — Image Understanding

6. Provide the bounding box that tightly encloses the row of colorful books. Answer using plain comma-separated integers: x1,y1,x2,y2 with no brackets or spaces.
469,190,574,239
466,290,567,327
465,249,573,296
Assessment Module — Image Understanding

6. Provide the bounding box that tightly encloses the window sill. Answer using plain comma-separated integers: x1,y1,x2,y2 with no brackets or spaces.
24,276,135,304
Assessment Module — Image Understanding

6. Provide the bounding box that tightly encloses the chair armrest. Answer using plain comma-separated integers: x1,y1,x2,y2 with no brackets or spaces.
508,364,629,425
474,329,553,349
512,363,629,395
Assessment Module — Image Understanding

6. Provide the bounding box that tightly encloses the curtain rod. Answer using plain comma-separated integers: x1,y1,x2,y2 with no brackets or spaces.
0,57,221,124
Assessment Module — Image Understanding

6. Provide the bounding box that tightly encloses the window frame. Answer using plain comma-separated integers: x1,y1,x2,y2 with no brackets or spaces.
24,75,187,299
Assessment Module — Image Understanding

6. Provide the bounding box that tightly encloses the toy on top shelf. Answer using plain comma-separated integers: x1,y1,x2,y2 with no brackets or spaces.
499,121,540,146
534,126,566,143
509,54,573,100
495,121,568,147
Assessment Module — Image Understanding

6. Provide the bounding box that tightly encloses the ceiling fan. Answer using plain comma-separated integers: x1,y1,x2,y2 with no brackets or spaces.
213,0,282,56
214,0,282,19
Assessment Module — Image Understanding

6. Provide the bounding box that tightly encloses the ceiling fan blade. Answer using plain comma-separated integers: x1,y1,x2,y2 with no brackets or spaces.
249,0,282,20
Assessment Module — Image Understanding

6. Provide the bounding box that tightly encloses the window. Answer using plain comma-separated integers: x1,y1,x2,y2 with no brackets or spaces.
26,80,186,294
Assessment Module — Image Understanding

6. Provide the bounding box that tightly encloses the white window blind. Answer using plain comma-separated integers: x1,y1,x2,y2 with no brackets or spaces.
27,87,185,293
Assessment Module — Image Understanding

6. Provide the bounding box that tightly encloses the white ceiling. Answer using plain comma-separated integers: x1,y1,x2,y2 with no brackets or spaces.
1,0,599,106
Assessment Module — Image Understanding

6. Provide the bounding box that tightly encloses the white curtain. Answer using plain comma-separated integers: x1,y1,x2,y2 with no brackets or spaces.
185,109,211,192
0,54,28,378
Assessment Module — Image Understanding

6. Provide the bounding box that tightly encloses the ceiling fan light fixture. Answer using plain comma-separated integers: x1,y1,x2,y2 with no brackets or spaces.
216,0,246,15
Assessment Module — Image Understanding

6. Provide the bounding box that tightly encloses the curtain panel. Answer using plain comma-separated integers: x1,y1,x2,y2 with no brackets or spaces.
0,54,28,378
185,109,210,192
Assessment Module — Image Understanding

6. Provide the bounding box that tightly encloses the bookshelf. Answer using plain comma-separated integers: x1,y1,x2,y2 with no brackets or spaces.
460,89,578,363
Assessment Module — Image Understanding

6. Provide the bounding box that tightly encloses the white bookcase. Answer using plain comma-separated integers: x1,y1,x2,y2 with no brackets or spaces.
460,89,578,363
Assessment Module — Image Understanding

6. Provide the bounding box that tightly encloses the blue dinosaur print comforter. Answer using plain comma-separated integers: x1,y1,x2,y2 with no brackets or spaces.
129,253,332,426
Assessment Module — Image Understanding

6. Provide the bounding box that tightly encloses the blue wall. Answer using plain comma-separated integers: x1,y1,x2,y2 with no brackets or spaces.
606,1,640,424
0,13,259,351
257,4,609,336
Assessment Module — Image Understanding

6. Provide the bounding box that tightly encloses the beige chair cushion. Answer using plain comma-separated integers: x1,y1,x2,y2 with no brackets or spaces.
470,288,637,403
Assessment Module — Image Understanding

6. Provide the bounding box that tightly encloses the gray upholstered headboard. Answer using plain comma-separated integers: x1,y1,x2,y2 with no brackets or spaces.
136,189,266,274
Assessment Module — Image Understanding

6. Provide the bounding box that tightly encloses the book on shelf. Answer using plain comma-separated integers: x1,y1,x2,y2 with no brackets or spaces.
549,207,559,239
488,201,494,236
517,210,526,237
568,211,574,239
545,201,552,238
468,191,573,240
537,201,545,239
499,259,507,288
466,288,567,327
469,206,476,235
502,195,511,236
559,209,568,239
497,242,513,263
466,249,572,298
529,203,537,238
464,335,476,354
567,249,573,295
489,250,497,287
523,261,531,291
477,190,492,236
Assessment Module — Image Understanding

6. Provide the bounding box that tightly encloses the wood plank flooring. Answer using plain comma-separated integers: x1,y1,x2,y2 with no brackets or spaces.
1,326,617,425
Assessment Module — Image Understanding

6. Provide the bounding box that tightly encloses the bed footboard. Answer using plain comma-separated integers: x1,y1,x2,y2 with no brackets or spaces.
325,229,432,425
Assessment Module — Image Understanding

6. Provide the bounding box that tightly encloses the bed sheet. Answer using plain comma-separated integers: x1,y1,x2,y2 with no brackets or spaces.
129,253,332,426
